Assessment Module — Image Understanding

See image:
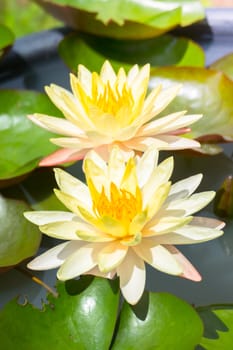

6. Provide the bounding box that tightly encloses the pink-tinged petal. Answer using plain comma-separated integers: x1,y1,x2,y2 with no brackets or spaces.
117,249,146,305
28,241,84,270
139,112,202,137
164,245,202,281
57,242,105,280
98,242,128,272
157,135,200,150
174,225,223,241
39,148,88,166
133,242,182,275
191,216,225,230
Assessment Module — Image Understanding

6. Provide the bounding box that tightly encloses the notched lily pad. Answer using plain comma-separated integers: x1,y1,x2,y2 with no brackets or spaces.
35,0,205,39
0,24,14,60
0,89,63,183
149,66,233,152
0,194,41,267
0,277,120,350
198,304,233,349
0,277,203,349
59,32,205,73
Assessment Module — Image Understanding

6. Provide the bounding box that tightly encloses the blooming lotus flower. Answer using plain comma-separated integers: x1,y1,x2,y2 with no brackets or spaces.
28,61,202,166
24,147,224,304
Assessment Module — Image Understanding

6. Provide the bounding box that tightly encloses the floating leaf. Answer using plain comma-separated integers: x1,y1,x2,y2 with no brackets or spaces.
35,0,205,39
0,194,41,267
198,305,233,349
213,175,233,219
59,32,205,73
112,292,203,350
0,277,119,350
149,66,233,147
210,53,233,81
0,90,62,183
0,277,204,349
0,24,14,59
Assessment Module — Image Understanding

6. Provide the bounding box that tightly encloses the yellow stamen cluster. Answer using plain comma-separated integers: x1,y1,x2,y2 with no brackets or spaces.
91,73,134,116
94,182,142,226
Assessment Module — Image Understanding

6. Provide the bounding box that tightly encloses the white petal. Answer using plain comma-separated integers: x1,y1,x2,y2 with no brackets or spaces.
142,156,173,207
139,112,202,137
127,64,139,85
136,146,159,187
162,191,215,216
50,137,94,149
54,168,92,206
28,241,84,270
28,114,84,137
108,146,127,187
174,225,223,241
77,64,92,95
117,249,146,305
98,242,128,272
191,216,225,230
168,174,203,200
134,242,182,275
57,243,105,280
100,60,117,85
24,211,76,225
39,219,93,240
157,135,200,150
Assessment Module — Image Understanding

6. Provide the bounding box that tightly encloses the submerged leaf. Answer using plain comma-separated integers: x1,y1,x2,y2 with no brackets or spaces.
0,277,119,350
36,0,205,39
59,32,205,73
0,90,62,183
198,305,233,349
0,195,41,267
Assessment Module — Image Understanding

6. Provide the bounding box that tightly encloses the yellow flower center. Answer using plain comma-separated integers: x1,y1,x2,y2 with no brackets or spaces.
92,78,134,116
94,182,142,226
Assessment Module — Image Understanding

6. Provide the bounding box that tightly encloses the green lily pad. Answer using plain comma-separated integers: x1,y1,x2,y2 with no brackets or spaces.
0,24,14,59
198,305,233,349
149,66,233,146
210,53,233,81
0,90,63,183
59,32,205,72
0,277,120,350
0,277,204,349
112,291,203,350
36,0,205,39
0,194,41,267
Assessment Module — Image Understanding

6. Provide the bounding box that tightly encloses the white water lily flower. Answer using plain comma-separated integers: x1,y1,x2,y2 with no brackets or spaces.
25,147,224,305
28,60,201,166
